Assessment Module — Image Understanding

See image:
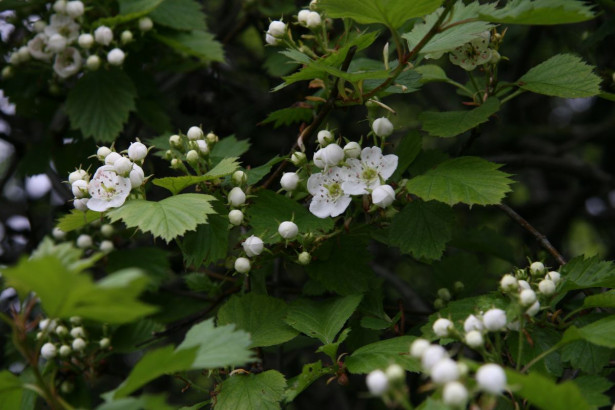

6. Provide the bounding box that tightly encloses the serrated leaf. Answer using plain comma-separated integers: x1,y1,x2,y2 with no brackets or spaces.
285,295,362,344
31,237,103,273
419,97,500,138
261,107,313,128
582,290,615,309
111,319,165,353
345,336,420,374
211,135,251,160
406,157,513,206
154,30,224,63
150,0,207,31
107,194,216,242
319,0,443,28
478,0,595,25
283,361,332,403
214,370,286,410
518,54,601,98
391,131,422,180
246,156,285,185
153,158,240,195
56,209,102,232
559,255,615,291
506,370,591,410
65,68,137,142
217,294,298,347
414,64,448,83
574,375,613,408
179,214,228,268
560,316,615,348
97,0,163,26
561,340,611,374
364,69,422,94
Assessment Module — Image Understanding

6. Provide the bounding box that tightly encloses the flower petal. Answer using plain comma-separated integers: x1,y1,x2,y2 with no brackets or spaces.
342,180,368,195
330,196,352,217
379,154,399,180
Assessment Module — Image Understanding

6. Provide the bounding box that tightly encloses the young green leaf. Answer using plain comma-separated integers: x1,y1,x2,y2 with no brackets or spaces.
284,361,332,403
56,209,102,232
582,290,615,309
245,156,285,185
214,370,286,410
345,336,420,374
560,316,615,348
0,371,23,410
478,0,595,25
153,158,240,194
419,97,500,138
211,135,251,160
414,65,448,83
559,255,615,291
505,370,591,410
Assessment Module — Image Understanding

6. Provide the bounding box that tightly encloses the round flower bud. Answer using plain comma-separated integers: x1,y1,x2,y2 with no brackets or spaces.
280,172,299,191
366,370,389,396
437,288,451,302
169,134,181,147
519,289,537,307
433,318,453,338
317,130,333,146
86,55,101,70
100,240,114,253
465,330,483,348
74,198,89,211
242,235,264,257
547,271,561,285
463,314,484,333
186,126,203,140
232,170,247,186
500,274,518,292
53,0,67,13
138,17,153,32
410,338,430,358
385,364,405,382
129,165,145,189
72,337,86,351
48,34,67,53
278,221,298,239
298,10,310,25
343,141,361,159
317,144,344,168
71,179,88,198
526,301,540,316
205,132,218,144
121,30,133,44
298,251,311,265
78,33,94,49
100,224,114,237
9,52,21,65
107,48,125,66
69,169,89,183
99,337,110,349
2,66,13,79
52,227,66,240
530,261,545,276
76,234,92,249
196,140,209,155
538,279,556,296
33,20,47,33
234,257,251,274
128,141,147,161
422,345,447,371
476,363,506,394
66,1,84,18
186,150,199,163
454,281,464,292
372,117,394,137
114,157,133,176
41,343,57,359
228,209,244,226
96,146,111,160
443,381,468,407
431,358,460,384
55,325,68,336
94,26,113,46
40,318,56,331
70,326,85,338
267,20,286,37
306,11,321,28
434,298,444,310
483,308,506,331
228,187,246,207
291,151,307,166
171,158,182,169
59,345,72,357
372,185,395,208
105,152,121,165
518,280,531,291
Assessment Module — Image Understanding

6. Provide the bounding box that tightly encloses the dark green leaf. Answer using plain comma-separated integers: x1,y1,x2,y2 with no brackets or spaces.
107,247,170,287
345,336,420,374
574,375,613,408
414,64,449,83
211,135,251,160
561,340,611,374
154,30,224,63
560,255,615,291
478,0,595,25
215,370,286,410
283,361,332,403
180,214,228,267
261,107,313,128
391,131,422,180
419,97,500,138
319,0,443,28
150,0,207,31
582,290,615,309
246,156,285,185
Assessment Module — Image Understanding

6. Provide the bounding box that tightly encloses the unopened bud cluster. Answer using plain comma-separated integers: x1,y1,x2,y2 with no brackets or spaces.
499,261,560,317
38,317,111,363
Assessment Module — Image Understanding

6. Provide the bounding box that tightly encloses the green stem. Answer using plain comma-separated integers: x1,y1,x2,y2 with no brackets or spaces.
521,344,560,373
515,317,525,371
468,71,480,96
446,79,474,97
501,89,525,104
562,307,584,323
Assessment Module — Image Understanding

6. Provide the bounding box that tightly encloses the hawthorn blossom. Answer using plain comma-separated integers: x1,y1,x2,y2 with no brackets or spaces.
342,147,398,195
87,165,131,212
45,14,80,43
53,47,82,78
449,32,491,71
28,33,52,61
307,167,351,218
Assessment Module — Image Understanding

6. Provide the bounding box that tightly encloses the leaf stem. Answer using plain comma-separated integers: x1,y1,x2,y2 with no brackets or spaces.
521,344,560,373
515,317,525,371
501,88,525,104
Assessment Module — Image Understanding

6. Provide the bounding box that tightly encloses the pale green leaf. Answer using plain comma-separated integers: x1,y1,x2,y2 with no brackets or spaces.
65,68,137,142
107,194,216,242
154,30,224,63
283,361,332,403
55,210,102,232
419,97,500,138
560,316,615,348
0,371,23,410
505,370,591,410
518,54,601,98
406,157,513,206
582,290,615,309
414,64,448,83
214,370,286,410
153,158,240,194
150,0,207,31
345,336,420,374
319,0,443,28
285,295,362,344
217,294,298,347
31,237,103,273
478,0,595,25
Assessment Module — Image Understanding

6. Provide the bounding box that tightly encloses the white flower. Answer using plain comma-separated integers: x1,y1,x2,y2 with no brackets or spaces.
96,146,111,159
343,141,361,159
197,140,209,154
72,337,86,351
105,152,121,165
28,33,52,61
306,11,322,28
59,345,72,357
47,33,67,52
291,151,306,166
121,30,133,44
99,337,111,348
422,345,447,371
66,1,84,18
463,314,484,333
476,363,506,394
410,338,430,358
114,157,133,176
71,179,88,198
500,274,518,292
546,271,561,284
53,47,82,78
78,33,94,49
39,318,56,330
298,10,310,26
372,117,394,137
372,184,395,208
530,261,545,276
228,187,246,207
449,32,492,71
76,234,92,248
313,143,344,169
298,251,311,265
518,279,531,291
107,48,125,65
87,165,132,212
235,257,251,274
41,343,57,359
74,198,89,211
366,370,389,396
52,227,66,240
242,235,264,257
138,17,153,32
385,364,405,382
100,240,114,253
465,330,483,348
342,147,398,195
526,301,540,316
317,130,333,146
186,150,198,162
483,308,506,331
94,26,113,45
45,14,80,42
128,141,147,161
228,209,244,226
433,318,453,337
69,169,89,183
538,279,556,296
280,172,299,191
307,167,351,218
187,126,203,140
443,381,468,406
129,165,144,189
53,0,66,13
267,20,286,37
100,224,114,237
232,170,247,186
70,326,85,338
278,221,298,239
86,55,100,70
519,289,537,306
431,358,459,384
265,33,279,45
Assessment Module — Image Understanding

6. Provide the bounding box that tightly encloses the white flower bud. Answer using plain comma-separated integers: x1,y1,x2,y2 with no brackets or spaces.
59,345,72,357
76,234,92,249
72,337,86,351
306,11,321,28
100,224,114,237
113,157,133,176
317,130,333,146
138,17,153,32
385,364,405,382
53,0,67,13
95,146,111,160
105,152,121,165
9,52,21,65
187,126,203,140
267,20,286,37
526,301,540,316
530,261,545,276
107,48,125,66
298,251,311,265
546,271,561,285
422,345,447,371
265,34,279,45
242,235,264,257
371,185,395,208
41,343,57,359
500,274,518,292
205,132,218,144
465,330,483,348
33,20,47,33
410,338,430,358
2,66,13,79
280,172,299,191
18,46,30,62
169,134,181,147
40,318,56,330
372,117,394,137
52,227,66,240
71,179,88,198
476,363,506,394
69,169,89,183
315,144,344,168
291,151,307,166
74,198,89,211
129,164,144,189
366,370,389,396
538,279,556,296
443,381,468,406
232,170,247,186
86,55,101,70
343,141,361,159
228,209,244,226
518,279,531,291
128,141,147,161
298,10,310,26
100,240,114,253
121,30,133,44
196,140,209,155
278,221,298,239
186,150,199,163
235,257,251,274
48,34,67,53
463,314,484,333
70,326,85,338
99,337,111,348
55,325,68,336
66,1,84,18
483,308,507,331
94,26,113,46
431,358,460,384
519,289,537,306
433,318,453,337
228,187,246,207
78,33,94,49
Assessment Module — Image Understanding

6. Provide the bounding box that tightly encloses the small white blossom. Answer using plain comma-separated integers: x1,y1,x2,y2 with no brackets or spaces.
433,318,453,338
483,308,506,331
421,345,447,371
86,55,101,70
235,257,251,274
138,17,153,32
476,363,506,394
371,185,395,208
71,179,88,198
443,381,468,407
317,130,333,146
518,279,531,291
519,289,537,306
105,152,121,165
529,261,545,276
526,301,540,316
70,326,85,338
129,164,144,189
40,318,56,331
128,141,147,161
107,48,125,65
72,337,86,351
41,343,57,359
33,20,47,33
196,140,209,155
52,227,66,240
465,330,483,348
46,14,79,42
313,143,344,169
280,172,300,191
431,358,459,384
307,167,351,218
463,314,484,333
76,234,92,249
500,274,518,292
538,279,556,296
385,364,405,382
366,370,389,396
94,26,113,45
47,33,67,52
372,117,394,137
96,146,111,160
228,187,246,207
228,209,244,226
100,224,114,237
53,47,82,78
306,11,321,28
28,33,53,61
298,251,311,265
278,221,298,239
265,33,279,45
343,141,361,159
55,325,68,336
114,157,133,176
66,1,84,18
187,126,203,140
53,0,66,13
87,165,132,212
232,170,247,186
78,33,94,49
121,30,133,44
449,31,491,71
100,240,114,253
547,271,561,284
242,235,264,257
99,337,111,348
297,10,310,26
410,338,430,358
69,169,89,183
267,20,286,37
187,150,199,163
59,345,72,357
342,147,398,195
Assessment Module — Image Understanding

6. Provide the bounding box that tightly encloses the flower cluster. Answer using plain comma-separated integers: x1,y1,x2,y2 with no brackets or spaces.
264,1,323,46
165,126,218,174
38,316,110,362
68,140,149,213
499,260,560,317
53,220,116,253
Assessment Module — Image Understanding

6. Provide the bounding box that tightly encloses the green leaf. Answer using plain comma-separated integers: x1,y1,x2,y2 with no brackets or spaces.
217,294,298,347
179,214,228,267
450,227,517,263
97,0,164,26
319,0,443,28
285,295,362,344
154,30,224,63
478,0,595,25
111,319,165,353
214,370,286,410
211,135,251,160
150,0,207,31
246,156,285,186
65,68,137,142
574,375,613,408
406,157,513,206
261,107,313,128
559,255,615,291
505,370,591,410
283,361,332,403
561,340,611,374
98,394,174,410
176,319,255,368
391,131,422,180
31,237,103,273
389,200,454,260
419,97,500,138
56,210,102,232
107,247,171,287
363,69,422,94
582,290,615,308
560,316,615,348
107,194,216,242
153,158,240,194
345,336,420,374
0,371,23,410
414,64,448,83
518,54,601,98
